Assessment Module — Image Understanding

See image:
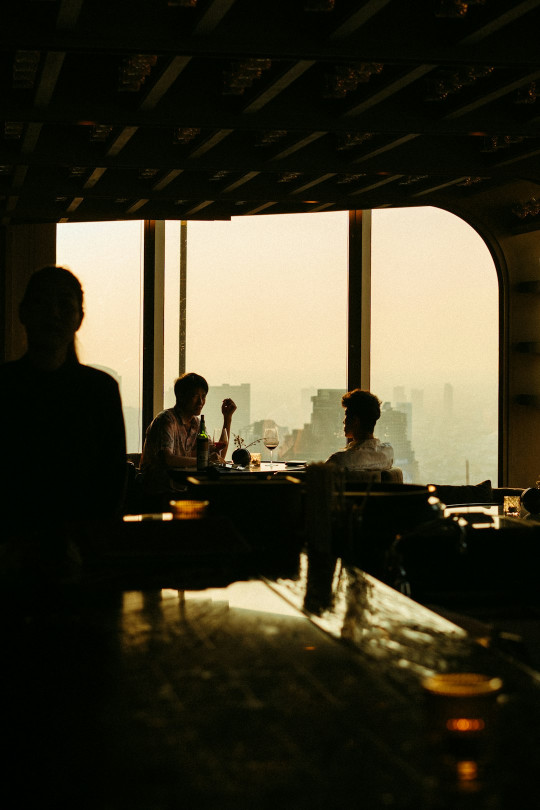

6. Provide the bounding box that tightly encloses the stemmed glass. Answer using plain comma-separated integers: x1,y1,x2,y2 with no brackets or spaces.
213,427,228,462
263,427,279,468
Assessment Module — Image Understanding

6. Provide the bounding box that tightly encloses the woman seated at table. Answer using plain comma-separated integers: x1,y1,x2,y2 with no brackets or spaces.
139,372,236,491
326,389,393,471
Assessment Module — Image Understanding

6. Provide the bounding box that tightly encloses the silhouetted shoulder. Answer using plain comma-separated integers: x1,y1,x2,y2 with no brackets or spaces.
74,364,121,394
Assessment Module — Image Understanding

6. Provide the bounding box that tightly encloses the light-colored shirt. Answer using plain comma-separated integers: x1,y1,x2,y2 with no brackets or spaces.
326,438,394,471
140,408,199,486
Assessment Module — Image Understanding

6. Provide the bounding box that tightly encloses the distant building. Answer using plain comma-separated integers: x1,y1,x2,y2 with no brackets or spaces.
124,405,142,454
281,388,345,462
394,400,412,441
411,388,424,416
203,383,250,439
301,387,317,423
378,402,420,483
245,418,288,461
89,363,142,453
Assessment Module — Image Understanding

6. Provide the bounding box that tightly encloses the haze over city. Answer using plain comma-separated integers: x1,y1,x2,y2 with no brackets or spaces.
56,206,498,483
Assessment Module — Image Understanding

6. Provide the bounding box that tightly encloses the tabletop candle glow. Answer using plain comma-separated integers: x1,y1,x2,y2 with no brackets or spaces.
169,500,209,520
422,672,503,780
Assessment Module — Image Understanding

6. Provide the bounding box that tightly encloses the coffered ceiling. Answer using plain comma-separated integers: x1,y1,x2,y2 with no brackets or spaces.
2,0,540,224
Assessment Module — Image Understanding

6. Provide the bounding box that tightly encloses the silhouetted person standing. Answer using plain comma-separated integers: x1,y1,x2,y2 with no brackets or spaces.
0,266,126,570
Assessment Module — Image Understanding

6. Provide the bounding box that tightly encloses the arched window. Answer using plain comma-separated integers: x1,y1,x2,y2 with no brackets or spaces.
57,207,498,478
370,206,498,485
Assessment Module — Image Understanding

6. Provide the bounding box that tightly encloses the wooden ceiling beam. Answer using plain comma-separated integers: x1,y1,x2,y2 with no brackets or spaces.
192,0,237,35
140,56,192,112
106,126,138,157
0,97,538,137
57,0,84,30
458,0,540,46
444,69,540,120
329,0,392,40
188,129,234,158
243,61,316,115
291,173,336,195
1,35,538,68
348,175,403,196
0,141,532,179
342,65,436,119
411,177,472,197
34,52,65,108
271,132,327,161
222,172,260,193
351,134,421,165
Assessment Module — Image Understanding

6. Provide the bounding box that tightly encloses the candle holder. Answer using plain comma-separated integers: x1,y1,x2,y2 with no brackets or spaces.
422,672,503,789
503,495,521,516
169,499,209,520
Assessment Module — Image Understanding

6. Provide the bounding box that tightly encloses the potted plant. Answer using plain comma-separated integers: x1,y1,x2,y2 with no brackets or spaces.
231,434,262,467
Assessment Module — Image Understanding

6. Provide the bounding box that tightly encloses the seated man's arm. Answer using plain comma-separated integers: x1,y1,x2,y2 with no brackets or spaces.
143,411,197,469
217,398,237,458
162,447,196,468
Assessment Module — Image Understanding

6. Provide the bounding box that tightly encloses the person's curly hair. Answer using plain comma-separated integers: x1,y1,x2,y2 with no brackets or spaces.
341,389,382,433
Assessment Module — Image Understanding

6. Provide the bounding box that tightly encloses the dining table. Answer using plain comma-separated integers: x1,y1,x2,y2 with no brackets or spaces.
2,510,540,810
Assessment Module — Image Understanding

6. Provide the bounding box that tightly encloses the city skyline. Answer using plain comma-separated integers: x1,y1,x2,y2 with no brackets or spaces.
56,206,499,483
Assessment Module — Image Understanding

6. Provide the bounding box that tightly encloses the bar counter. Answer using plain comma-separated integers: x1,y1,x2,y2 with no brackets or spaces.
2,523,540,810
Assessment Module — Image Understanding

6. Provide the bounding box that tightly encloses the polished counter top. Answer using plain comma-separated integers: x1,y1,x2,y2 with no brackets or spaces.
3,537,540,809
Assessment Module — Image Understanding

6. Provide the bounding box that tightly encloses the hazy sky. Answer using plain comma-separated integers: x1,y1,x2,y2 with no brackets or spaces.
56,206,498,430
370,206,498,411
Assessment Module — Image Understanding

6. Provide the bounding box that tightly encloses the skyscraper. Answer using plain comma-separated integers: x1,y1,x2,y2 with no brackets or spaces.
204,383,251,440
378,402,420,483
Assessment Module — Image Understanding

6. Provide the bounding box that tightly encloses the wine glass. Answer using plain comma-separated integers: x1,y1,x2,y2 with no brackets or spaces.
263,427,279,468
213,427,228,461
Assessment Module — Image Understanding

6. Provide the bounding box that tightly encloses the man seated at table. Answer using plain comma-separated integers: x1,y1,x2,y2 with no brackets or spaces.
139,372,236,491
325,389,393,471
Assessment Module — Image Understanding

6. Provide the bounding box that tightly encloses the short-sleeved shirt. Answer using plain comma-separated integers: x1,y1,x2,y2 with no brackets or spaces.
326,438,394,471
140,407,199,489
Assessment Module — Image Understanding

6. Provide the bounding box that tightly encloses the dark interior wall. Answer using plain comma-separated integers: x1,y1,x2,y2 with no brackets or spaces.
501,225,540,489
447,183,540,488
1,223,56,362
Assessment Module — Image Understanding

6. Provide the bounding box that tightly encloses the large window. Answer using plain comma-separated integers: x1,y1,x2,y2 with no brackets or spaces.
56,220,145,452
370,207,498,485
181,212,349,461
56,207,498,479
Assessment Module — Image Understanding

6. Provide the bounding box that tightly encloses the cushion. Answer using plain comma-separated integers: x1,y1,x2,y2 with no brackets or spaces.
343,470,382,484
430,479,493,506
381,467,404,484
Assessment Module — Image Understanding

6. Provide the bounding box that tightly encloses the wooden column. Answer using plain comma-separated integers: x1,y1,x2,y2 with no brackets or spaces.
179,220,187,376
142,220,165,438
348,209,371,391
1,223,56,362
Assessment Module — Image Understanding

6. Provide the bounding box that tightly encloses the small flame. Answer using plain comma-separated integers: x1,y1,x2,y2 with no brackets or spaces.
446,717,485,732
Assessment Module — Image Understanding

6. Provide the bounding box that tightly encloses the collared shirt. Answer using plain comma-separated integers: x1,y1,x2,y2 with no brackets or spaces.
326,438,394,471
141,407,199,473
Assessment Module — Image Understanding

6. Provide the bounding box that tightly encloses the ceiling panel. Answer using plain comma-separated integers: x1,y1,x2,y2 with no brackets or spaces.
0,0,539,224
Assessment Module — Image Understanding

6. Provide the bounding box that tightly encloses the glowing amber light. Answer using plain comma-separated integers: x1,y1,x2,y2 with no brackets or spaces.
170,500,209,519
422,673,503,697
446,717,485,732
457,760,478,782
